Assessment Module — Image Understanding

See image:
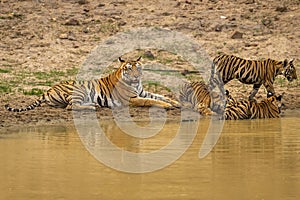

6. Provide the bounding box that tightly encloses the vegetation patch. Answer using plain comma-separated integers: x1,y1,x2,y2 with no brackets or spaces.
0,69,11,73
0,67,79,95
23,88,44,96
0,84,12,93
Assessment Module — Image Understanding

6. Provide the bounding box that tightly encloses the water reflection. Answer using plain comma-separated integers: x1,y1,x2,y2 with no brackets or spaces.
0,110,299,199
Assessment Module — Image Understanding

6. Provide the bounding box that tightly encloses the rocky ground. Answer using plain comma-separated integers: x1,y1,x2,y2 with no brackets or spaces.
0,0,299,130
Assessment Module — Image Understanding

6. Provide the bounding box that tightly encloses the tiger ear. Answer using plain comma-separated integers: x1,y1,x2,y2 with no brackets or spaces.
267,92,274,98
119,57,125,63
276,92,284,101
276,95,282,101
136,56,142,62
283,59,288,68
290,58,294,64
225,90,229,96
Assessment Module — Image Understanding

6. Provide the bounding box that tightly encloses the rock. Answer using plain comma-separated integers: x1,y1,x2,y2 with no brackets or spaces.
214,24,223,32
58,32,76,41
77,0,89,5
144,50,155,59
244,0,255,4
73,43,79,48
231,31,243,39
245,43,258,47
98,3,105,7
261,18,272,26
65,18,80,26
275,6,288,12
180,69,189,76
162,12,171,16
59,33,68,39
67,35,76,41
83,27,90,33
118,21,126,26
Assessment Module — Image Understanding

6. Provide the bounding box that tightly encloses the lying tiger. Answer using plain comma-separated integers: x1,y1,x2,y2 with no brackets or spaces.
179,81,283,120
5,57,180,112
224,92,283,120
210,54,297,100
179,81,228,115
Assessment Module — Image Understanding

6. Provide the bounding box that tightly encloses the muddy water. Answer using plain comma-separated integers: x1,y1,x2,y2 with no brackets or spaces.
0,110,299,200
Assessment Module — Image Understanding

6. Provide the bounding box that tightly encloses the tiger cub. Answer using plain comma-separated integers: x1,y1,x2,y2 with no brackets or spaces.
224,92,283,120
5,57,180,112
210,54,297,100
179,81,229,115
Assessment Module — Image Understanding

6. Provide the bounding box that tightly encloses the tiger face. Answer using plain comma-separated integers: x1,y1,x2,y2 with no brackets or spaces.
266,92,284,113
224,89,238,105
119,56,143,84
283,59,297,82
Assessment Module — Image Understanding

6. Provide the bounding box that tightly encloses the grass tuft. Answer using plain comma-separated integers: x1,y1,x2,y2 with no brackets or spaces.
23,88,44,96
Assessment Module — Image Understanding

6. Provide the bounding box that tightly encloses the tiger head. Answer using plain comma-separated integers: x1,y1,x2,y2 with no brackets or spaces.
266,92,284,113
225,90,238,105
119,56,143,84
283,59,297,82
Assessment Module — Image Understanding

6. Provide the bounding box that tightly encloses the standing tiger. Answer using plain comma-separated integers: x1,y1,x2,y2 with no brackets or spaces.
224,92,283,120
179,81,229,115
209,54,297,100
5,57,180,112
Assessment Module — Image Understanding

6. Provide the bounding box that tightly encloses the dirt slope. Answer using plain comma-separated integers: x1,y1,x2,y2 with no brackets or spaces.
0,0,299,129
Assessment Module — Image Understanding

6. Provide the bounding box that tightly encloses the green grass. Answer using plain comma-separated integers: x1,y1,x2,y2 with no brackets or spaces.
23,88,44,96
275,77,286,87
0,68,11,73
153,70,178,76
0,84,12,93
66,67,79,76
143,80,172,93
144,80,159,87
33,70,66,80
99,23,119,34
158,58,174,65
1,67,79,95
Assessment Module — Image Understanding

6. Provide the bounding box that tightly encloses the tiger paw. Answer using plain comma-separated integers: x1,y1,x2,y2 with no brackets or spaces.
165,98,181,108
195,103,213,115
67,104,97,111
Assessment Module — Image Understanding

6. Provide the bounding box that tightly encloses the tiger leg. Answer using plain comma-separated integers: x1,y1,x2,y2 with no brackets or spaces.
208,62,218,91
196,103,213,115
208,75,221,91
263,82,275,97
129,97,173,109
162,97,181,108
66,103,96,111
140,91,181,108
208,64,226,95
249,84,261,100
65,95,96,111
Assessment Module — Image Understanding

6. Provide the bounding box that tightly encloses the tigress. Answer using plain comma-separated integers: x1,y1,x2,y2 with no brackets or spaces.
209,54,297,100
179,81,228,115
224,92,283,120
5,57,180,112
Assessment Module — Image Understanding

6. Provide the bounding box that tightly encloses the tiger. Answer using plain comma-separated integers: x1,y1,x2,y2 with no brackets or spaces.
5,57,180,112
209,54,297,100
179,81,229,115
224,91,283,120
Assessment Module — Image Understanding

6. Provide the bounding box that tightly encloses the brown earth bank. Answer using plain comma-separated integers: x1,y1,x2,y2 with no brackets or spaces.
0,0,299,130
